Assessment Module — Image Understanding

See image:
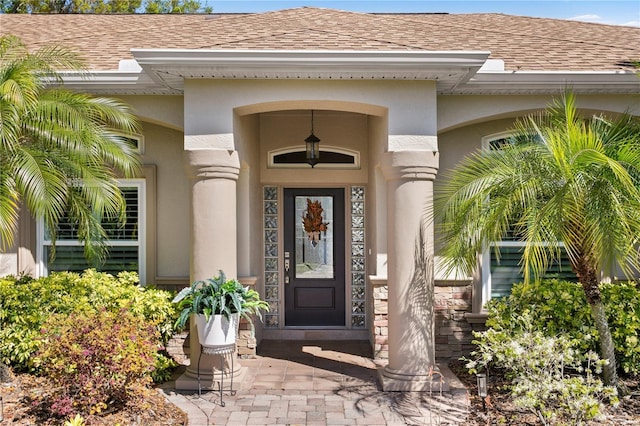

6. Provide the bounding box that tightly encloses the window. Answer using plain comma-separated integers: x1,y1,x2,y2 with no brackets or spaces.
38,179,146,282
268,146,360,169
480,132,575,304
482,244,577,301
115,133,145,155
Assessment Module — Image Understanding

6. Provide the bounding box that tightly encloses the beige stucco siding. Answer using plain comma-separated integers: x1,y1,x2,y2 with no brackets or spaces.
140,121,190,280
437,117,516,174
235,114,261,280
258,111,369,185
438,94,640,134
184,79,437,150
121,95,184,131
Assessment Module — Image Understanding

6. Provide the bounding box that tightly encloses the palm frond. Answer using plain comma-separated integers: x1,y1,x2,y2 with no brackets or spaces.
0,35,141,262
436,91,640,285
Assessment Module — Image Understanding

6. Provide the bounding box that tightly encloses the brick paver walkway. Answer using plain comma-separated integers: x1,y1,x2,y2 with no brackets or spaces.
160,340,470,425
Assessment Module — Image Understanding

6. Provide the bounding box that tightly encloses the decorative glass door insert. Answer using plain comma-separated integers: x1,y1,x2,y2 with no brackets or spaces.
296,196,334,279
284,188,345,326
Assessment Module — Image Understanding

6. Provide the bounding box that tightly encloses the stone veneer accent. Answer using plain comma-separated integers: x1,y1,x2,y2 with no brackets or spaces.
172,277,484,361
369,277,485,361
166,331,189,366
236,318,257,358
166,316,257,360
434,280,485,359
370,277,389,360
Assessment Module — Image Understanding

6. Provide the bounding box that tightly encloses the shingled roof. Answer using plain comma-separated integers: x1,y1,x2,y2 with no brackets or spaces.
1,7,638,72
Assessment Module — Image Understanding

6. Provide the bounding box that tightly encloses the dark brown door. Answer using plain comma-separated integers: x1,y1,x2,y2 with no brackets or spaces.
284,188,345,326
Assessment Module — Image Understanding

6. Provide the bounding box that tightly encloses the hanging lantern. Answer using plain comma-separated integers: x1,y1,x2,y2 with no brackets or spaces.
305,110,320,167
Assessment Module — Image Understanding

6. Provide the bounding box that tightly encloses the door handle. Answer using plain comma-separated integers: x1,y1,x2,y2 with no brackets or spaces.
284,251,290,284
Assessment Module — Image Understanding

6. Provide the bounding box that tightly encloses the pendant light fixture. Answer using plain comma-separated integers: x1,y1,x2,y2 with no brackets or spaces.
305,110,320,167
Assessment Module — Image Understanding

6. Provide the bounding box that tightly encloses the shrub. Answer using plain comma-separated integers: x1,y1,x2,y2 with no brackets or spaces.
35,309,157,418
0,270,178,380
486,279,640,375
152,351,179,383
601,282,640,375
466,312,618,425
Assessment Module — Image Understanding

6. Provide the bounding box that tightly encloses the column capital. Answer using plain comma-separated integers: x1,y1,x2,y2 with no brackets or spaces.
380,150,439,181
185,149,240,181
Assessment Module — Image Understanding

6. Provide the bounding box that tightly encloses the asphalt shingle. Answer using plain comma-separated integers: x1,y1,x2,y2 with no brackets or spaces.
1,7,638,72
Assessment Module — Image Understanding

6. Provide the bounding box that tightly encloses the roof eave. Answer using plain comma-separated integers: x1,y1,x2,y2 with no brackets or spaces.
58,51,640,96
451,71,640,95
59,71,181,95
130,49,491,91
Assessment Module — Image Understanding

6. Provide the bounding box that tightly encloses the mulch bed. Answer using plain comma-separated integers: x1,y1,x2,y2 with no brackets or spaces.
449,360,640,425
0,366,186,425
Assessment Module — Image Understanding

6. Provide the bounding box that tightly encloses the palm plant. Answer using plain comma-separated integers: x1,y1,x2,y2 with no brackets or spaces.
435,92,640,388
0,34,141,263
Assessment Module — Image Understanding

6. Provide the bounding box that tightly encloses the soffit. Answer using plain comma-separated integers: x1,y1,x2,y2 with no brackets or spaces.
127,49,490,94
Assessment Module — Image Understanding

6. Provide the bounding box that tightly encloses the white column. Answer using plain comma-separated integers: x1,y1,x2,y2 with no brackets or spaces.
176,149,242,390
187,149,239,280
379,150,443,391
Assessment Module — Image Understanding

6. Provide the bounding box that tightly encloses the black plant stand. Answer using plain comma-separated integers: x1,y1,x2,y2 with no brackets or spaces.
197,343,236,406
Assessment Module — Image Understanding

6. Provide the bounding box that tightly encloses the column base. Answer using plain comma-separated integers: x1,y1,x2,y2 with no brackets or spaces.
378,363,453,392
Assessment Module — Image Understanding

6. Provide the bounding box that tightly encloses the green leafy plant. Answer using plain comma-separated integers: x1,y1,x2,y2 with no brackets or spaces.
601,281,640,375
0,270,177,381
172,270,269,329
151,351,178,383
35,309,158,418
486,279,640,375
466,312,618,425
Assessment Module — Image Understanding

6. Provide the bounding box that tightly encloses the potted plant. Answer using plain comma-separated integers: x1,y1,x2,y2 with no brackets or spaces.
172,271,269,347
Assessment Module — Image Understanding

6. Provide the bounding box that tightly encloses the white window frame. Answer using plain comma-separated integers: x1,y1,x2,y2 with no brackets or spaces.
480,132,519,306
37,179,146,283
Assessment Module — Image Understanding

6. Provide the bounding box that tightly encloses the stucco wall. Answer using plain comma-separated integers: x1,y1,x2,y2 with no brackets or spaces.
258,110,369,185
120,95,184,132
437,117,517,175
0,243,17,276
186,79,436,138
437,94,640,134
140,121,190,282
235,113,261,279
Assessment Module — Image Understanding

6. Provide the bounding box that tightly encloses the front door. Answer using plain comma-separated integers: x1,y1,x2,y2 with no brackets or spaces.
284,188,345,326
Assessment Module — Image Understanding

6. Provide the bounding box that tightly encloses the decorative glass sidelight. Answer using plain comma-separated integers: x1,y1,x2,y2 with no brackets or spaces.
263,185,366,329
263,186,279,328
350,186,366,328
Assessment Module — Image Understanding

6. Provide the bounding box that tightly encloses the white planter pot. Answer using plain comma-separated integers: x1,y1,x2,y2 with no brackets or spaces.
195,313,239,347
